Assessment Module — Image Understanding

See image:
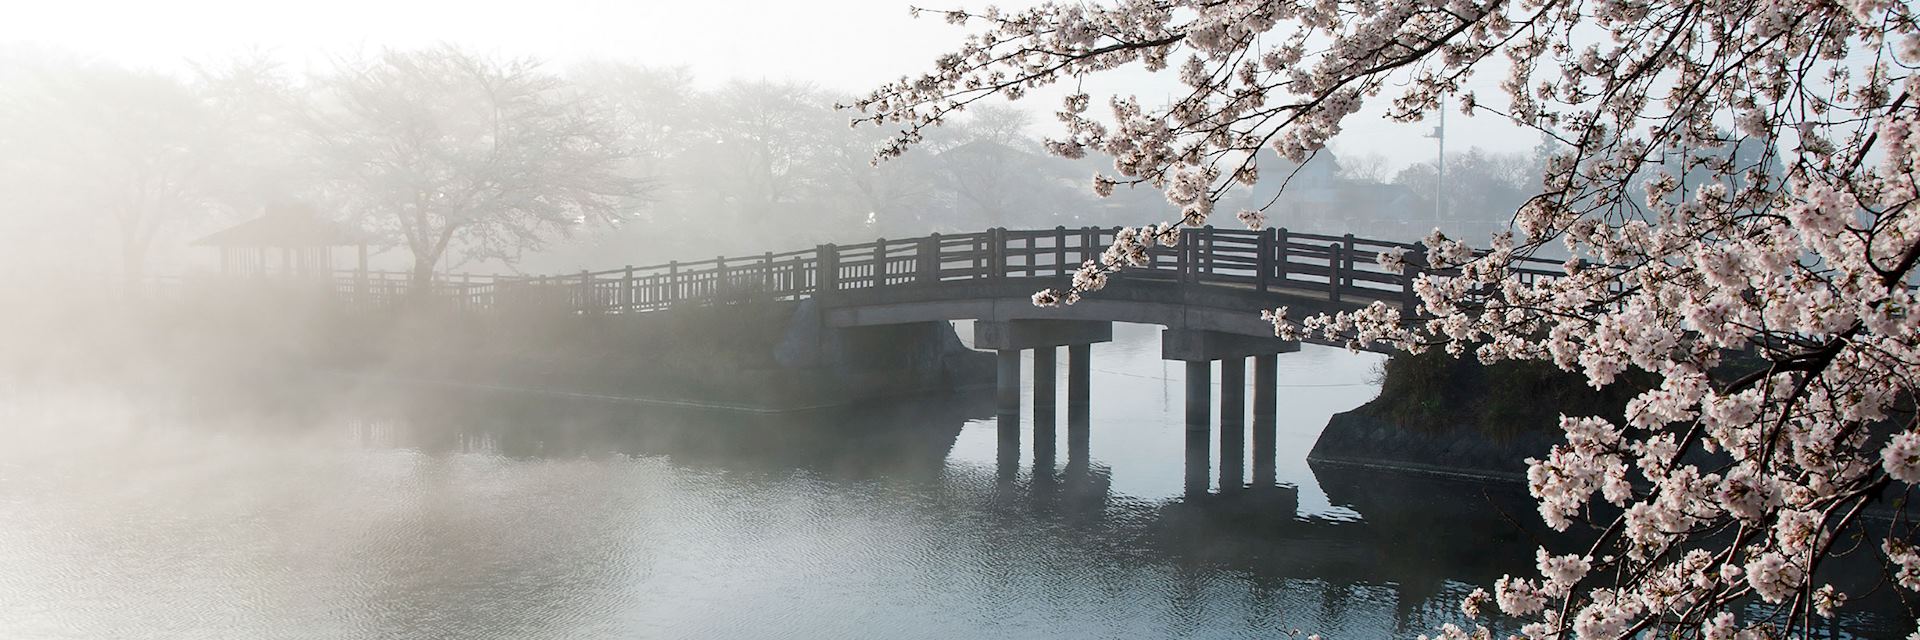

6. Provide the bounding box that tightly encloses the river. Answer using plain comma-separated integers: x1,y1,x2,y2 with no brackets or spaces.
0,323,1902,638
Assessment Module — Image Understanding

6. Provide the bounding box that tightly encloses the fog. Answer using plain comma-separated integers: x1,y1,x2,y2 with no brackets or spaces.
0,0,1592,288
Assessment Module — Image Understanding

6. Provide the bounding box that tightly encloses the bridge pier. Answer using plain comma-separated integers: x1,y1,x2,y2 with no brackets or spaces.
1220,357,1246,492
1033,346,1056,411
1184,415,1210,498
1034,393,1057,485
1167,330,1299,495
997,413,1020,484
996,350,1022,416
1066,401,1090,478
1184,360,1211,431
979,320,1111,419
1067,343,1091,415
1252,354,1278,488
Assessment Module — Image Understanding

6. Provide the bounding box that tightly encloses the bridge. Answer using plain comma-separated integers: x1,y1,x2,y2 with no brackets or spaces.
318,226,1563,454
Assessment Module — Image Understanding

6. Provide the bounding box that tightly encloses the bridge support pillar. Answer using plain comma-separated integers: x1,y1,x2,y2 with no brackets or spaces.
997,413,1020,484
1184,360,1211,431
1067,404,1090,479
996,349,1022,416
1220,357,1245,492
1034,398,1057,485
1066,343,1091,415
1033,346,1056,411
1185,415,1210,498
1252,355,1278,488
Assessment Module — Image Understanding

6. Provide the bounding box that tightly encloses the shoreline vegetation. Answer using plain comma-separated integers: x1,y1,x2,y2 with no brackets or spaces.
1308,349,1654,482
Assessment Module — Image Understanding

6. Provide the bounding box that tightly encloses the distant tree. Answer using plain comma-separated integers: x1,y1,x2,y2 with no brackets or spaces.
1335,151,1392,184
926,107,1091,228
0,55,240,284
1392,148,1535,231
307,47,648,285
673,80,850,246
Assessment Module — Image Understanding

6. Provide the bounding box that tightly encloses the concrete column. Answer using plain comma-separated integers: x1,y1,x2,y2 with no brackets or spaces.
1066,406,1090,479
1185,360,1212,431
997,349,1022,416
1033,402,1057,485
1033,350,1057,482
1185,421,1211,497
1033,346,1057,411
1253,355,1278,417
1252,355,1277,488
1220,357,1246,492
997,413,1020,484
1066,343,1091,413
1221,357,1245,428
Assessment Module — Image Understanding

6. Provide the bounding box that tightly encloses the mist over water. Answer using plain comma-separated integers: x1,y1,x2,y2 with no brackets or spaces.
0,324,1902,639
0,326,1400,639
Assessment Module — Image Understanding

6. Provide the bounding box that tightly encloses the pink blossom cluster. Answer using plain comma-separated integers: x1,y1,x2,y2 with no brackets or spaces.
863,0,1920,636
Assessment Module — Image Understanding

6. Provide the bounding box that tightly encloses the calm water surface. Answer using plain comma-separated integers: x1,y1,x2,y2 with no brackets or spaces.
0,324,1899,638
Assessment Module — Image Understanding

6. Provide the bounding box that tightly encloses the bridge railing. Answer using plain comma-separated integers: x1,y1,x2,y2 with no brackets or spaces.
293,226,1604,316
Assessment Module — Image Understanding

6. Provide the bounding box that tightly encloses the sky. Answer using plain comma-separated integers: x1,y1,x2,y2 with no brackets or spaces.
1,0,1538,172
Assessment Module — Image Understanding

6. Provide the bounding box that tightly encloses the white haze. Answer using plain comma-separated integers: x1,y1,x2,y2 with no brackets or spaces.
3,0,1536,172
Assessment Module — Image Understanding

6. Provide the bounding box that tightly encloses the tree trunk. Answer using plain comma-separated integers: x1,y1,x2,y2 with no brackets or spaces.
409,253,438,298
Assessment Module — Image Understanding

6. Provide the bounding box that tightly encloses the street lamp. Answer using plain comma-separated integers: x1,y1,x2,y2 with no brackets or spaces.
1424,96,1447,226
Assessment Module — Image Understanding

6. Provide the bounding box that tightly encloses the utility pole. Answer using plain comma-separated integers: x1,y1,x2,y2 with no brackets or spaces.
1424,96,1447,225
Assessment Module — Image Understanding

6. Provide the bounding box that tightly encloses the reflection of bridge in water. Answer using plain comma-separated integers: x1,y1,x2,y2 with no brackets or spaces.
293,385,1549,633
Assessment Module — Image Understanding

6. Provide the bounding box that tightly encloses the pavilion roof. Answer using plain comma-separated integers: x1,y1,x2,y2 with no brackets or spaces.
191,205,369,248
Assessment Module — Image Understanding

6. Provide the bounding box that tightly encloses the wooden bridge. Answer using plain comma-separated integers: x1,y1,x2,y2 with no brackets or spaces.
335,226,1435,316
311,226,1565,440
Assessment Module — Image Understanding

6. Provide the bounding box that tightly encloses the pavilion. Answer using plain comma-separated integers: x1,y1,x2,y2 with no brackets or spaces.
191,204,369,277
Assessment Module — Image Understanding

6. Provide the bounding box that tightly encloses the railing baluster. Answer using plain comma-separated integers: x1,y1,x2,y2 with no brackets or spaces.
622,266,635,313
1276,227,1291,286
920,234,939,284
1257,227,1273,293
1204,225,1215,278
1328,242,1343,303
817,244,839,295
1342,233,1356,291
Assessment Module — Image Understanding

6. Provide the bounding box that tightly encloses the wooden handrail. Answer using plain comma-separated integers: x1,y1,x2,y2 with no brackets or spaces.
278,227,1576,316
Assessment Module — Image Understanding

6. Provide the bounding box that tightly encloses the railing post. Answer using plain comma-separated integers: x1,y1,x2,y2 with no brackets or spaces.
715,256,728,298
623,266,635,313
817,244,839,295
1401,246,1422,316
1276,227,1291,285
989,228,1006,281
462,273,473,312
1342,233,1356,291
762,251,773,293
1256,227,1274,292
874,238,888,288
1204,225,1216,278
1178,227,1193,283
1167,227,1182,280
579,270,592,314
1328,242,1344,303
919,233,940,284
667,260,679,304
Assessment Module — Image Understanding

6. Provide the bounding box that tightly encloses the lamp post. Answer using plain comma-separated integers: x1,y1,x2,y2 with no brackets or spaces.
1424,96,1447,226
